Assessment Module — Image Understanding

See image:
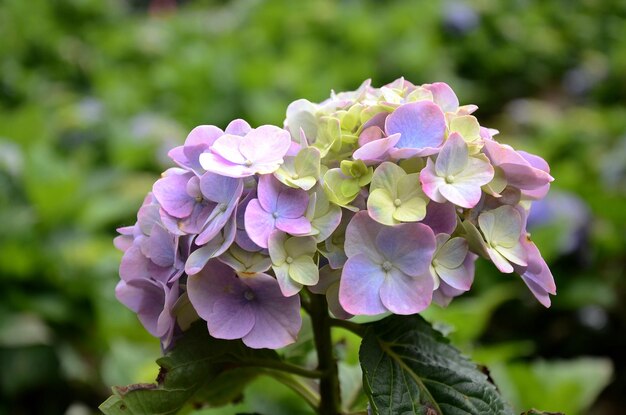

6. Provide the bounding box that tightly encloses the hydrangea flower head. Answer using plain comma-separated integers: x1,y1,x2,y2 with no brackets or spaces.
115,78,557,351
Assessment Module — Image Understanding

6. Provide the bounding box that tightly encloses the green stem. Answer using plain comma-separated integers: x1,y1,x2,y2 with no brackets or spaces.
330,318,366,337
310,293,342,415
261,369,320,411
242,359,323,379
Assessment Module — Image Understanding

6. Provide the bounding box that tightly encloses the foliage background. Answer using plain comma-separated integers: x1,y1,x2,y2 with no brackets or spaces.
1,0,624,414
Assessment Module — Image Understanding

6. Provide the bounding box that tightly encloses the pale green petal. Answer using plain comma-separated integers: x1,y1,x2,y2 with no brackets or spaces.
312,204,342,242
370,162,405,196
367,188,397,225
323,168,358,206
484,205,522,247
397,173,424,200
294,147,321,180
449,115,480,142
274,264,303,296
392,196,427,222
284,235,317,258
288,256,319,286
290,176,317,191
435,237,468,269
340,179,360,198
268,232,287,265
486,246,514,273
435,133,469,177
398,157,426,174
286,98,318,141
219,245,271,273
483,166,507,196
461,219,490,258
496,243,527,267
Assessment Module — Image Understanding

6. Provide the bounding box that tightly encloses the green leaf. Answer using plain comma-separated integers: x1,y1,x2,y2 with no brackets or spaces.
490,358,612,415
99,322,282,415
359,314,515,415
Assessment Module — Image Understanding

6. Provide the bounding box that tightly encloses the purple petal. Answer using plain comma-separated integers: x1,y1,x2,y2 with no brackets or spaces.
199,172,243,205
114,226,135,252
276,187,309,219
437,253,476,291
225,119,252,136
344,211,384,261
421,201,457,235
209,298,256,340
120,244,151,281
152,173,196,219
339,254,386,315
240,273,302,349
361,111,389,132
187,261,256,340
185,125,224,147
375,223,436,277
147,224,176,267
379,268,433,315
257,174,281,212
385,101,446,150
244,199,276,248
185,211,236,274
115,278,178,341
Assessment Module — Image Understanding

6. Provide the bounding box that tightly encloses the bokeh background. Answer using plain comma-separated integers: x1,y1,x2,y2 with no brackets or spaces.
1,0,625,414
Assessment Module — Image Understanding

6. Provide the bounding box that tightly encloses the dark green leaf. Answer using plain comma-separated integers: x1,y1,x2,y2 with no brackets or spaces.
359,314,514,415
99,322,280,415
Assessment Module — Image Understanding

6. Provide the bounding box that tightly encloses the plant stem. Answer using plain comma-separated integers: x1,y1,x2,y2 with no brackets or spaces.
261,369,320,411
330,318,366,337
310,293,342,415
242,359,323,378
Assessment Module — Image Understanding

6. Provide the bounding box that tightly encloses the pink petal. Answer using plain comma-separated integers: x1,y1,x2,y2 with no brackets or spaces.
210,134,247,164
199,152,254,178
239,125,291,165
185,125,224,147
379,268,433,315
420,158,447,203
434,132,468,177
423,82,459,113
257,174,281,212
339,254,386,315
276,216,311,235
353,133,401,164
244,199,276,248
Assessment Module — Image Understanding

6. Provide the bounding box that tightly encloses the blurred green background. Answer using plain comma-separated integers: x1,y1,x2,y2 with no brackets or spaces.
1,0,625,414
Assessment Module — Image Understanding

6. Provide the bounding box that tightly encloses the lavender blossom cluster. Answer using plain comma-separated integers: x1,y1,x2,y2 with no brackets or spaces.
114,79,556,350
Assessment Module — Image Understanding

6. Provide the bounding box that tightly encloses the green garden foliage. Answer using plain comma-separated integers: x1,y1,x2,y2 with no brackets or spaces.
1,0,624,413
